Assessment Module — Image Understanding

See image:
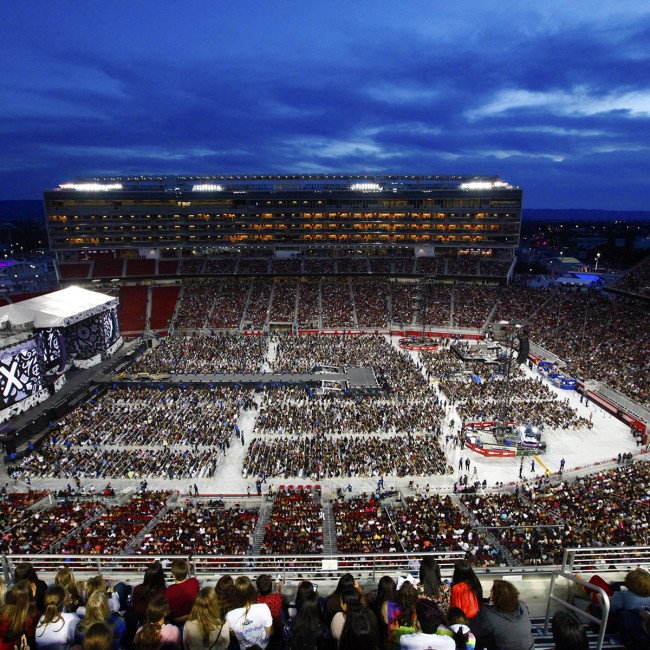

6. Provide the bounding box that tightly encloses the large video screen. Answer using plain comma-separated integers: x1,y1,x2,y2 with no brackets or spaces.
0,340,44,410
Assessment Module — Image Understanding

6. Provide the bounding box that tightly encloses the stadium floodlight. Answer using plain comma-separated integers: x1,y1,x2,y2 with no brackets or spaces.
350,182,382,192
192,184,224,191
460,180,511,190
59,183,123,191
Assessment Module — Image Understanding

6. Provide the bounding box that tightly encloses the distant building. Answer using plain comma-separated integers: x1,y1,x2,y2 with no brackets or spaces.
43,175,522,267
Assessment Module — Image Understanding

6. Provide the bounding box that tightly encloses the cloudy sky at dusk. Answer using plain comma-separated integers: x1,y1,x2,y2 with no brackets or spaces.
1,1,649,209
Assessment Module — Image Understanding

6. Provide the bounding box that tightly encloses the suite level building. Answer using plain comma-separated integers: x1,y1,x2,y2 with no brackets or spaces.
44,174,522,263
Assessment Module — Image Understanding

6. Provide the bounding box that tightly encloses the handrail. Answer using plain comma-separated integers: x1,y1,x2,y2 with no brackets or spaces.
544,570,610,650
562,545,650,573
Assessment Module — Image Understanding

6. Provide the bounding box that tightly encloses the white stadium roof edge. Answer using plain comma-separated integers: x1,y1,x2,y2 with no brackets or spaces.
0,286,117,329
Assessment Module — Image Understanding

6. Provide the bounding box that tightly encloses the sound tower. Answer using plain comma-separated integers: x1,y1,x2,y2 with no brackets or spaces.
517,334,529,363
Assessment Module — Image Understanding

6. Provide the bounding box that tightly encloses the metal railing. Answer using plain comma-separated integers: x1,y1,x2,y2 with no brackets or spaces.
544,571,611,650
561,545,650,573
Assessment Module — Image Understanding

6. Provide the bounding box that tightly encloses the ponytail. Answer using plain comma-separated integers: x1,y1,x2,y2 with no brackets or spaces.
452,627,469,650
38,586,65,633
134,622,162,650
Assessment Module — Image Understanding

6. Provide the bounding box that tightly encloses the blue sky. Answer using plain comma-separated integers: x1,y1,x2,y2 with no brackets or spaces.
1,1,649,209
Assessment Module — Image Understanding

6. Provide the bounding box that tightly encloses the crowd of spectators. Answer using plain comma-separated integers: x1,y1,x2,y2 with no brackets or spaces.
43,386,248,447
207,281,249,329
270,281,298,322
16,445,222,481
297,281,320,327
333,495,397,553
174,282,217,330
389,283,418,326
527,287,650,404
134,503,258,555
59,492,171,555
255,388,444,436
243,282,274,329
0,498,103,555
417,284,452,327
447,257,479,276
131,334,267,374
242,433,450,480
352,280,390,328
260,489,323,555
321,282,355,327
452,283,500,329
460,492,566,565
614,255,650,297
522,461,650,549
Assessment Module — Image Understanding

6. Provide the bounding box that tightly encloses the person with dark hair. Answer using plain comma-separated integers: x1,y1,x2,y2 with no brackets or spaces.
14,564,47,614
166,560,199,626
382,582,419,650
35,586,79,650
132,563,167,625
339,607,380,650
214,577,235,621
551,612,587,650
449,562,483,620
285,587,331,650
82,623,114,650
330,589,362,645
255,575,283,639
418,558,450,614
368,577,395,641
469,581,534,650
398,598,453,649
225,577,272,650
326,575,366,623
135,595,180,650
437,608,475,650
0,580,40,650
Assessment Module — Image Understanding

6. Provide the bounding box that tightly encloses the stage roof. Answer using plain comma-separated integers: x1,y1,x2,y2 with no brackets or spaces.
0,286,117,329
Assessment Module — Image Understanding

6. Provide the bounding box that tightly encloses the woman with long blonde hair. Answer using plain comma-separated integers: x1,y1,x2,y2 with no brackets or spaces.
183,588,229,650
54,569,82,614
74,592,125,650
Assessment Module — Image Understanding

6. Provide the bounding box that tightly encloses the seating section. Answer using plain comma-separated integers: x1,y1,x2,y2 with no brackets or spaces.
58,262,91,280
150,285,180,331
92,259,125,278
157,260,179,276
118,286,148,334
125,259,155,276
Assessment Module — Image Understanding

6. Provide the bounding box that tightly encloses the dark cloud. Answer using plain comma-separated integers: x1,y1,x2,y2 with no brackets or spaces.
0,2,648,208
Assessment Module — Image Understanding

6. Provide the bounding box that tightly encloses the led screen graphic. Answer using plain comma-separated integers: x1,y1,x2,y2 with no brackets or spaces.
0,342,44,409
37,327,65,372
65,309,120,360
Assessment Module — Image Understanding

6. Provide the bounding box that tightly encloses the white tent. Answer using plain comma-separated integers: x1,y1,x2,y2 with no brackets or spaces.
0,286,118,329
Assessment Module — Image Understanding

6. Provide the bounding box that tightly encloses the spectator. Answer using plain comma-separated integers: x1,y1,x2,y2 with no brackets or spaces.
437,607,475,650
81,623,114,650
166,560,199,626
132,563,167,625
398,598,453,650
214,577,235,621
326,575,367,622
550,612,587,650
469,581,533,650
15,564,47,614
183,588,229,650
418,558,450,614
54,569,82,615
224,577,272,650
255,575,282,639
339,606,381,650
135,596,180,650
284,587,331,650
383,582,419,650
74,593,125,650
450,561,483,620
35,586,79,650
0,581,40,650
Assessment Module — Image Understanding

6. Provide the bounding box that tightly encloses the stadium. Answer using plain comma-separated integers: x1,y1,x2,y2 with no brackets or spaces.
0,174,648,648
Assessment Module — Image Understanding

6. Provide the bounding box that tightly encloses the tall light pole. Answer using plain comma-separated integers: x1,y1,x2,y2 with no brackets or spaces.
595,252,601,271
